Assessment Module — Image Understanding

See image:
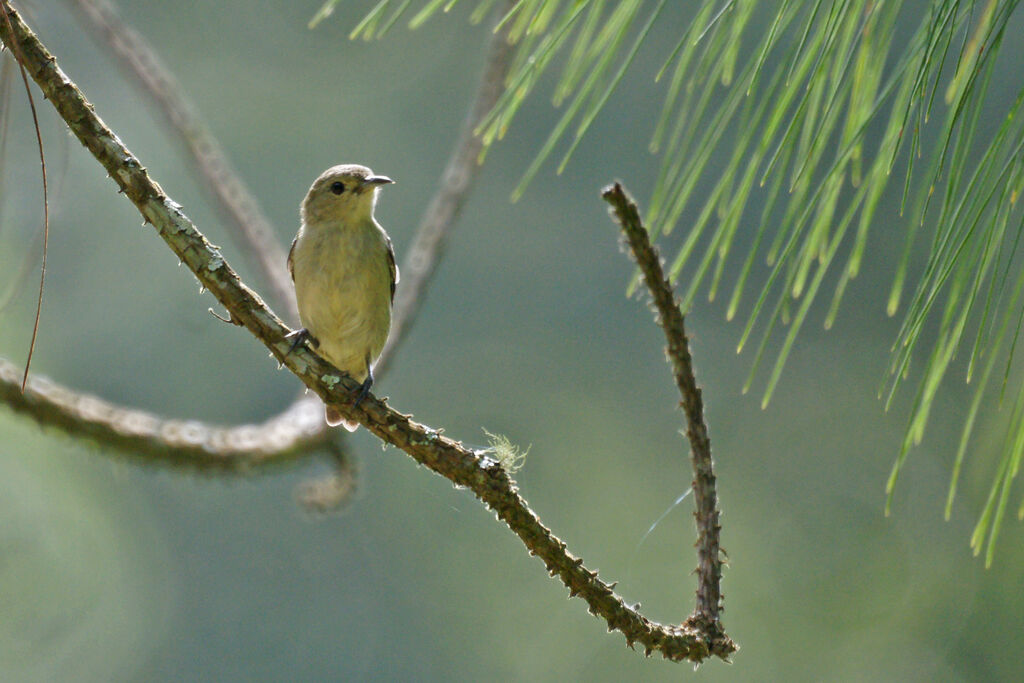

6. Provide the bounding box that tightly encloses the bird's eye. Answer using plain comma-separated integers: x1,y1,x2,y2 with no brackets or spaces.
330,181,346,195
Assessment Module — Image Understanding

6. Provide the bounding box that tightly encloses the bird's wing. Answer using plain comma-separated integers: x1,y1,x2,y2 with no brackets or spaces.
385,234,399,304
287,237,297,282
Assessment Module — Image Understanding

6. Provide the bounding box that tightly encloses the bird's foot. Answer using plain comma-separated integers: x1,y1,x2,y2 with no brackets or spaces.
353,376,373,408
280,328,319,368
284,327,319,355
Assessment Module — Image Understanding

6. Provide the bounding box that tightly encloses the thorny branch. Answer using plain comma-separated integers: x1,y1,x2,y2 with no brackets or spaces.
0,1,512,470
0,4,733,662
603,182,733,658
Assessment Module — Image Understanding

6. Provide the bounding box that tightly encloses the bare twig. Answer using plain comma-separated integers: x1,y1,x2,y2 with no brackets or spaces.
603,182,734,659
0,5,728,662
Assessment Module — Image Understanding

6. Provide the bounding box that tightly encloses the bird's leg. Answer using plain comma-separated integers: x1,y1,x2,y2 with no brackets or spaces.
353,358,374,407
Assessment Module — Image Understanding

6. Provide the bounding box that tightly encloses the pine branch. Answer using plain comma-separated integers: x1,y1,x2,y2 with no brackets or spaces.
0,4,732,662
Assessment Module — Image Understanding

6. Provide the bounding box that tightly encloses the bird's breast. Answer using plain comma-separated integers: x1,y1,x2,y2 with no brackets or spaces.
291,222,392,379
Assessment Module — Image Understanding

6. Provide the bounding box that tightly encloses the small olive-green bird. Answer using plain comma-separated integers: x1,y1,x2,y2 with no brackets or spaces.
288,164,398,430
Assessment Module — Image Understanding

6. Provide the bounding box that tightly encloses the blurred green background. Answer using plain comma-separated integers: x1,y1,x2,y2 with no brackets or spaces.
1,2,1023,681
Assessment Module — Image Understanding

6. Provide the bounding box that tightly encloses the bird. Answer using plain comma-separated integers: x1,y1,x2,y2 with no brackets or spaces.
287,164,398,431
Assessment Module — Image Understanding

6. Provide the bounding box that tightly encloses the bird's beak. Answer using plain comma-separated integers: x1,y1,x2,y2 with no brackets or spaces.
364,175,394,186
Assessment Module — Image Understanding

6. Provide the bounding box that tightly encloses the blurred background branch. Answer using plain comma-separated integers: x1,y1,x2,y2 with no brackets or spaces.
377,1,515,372
70,0,295,315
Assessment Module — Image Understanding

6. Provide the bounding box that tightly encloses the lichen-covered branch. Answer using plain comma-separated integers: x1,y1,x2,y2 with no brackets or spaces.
0,4,727,662
603,182,734,659
0,1,511,469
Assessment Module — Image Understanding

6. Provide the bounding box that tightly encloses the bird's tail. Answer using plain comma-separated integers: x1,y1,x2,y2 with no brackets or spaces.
326,405,358,432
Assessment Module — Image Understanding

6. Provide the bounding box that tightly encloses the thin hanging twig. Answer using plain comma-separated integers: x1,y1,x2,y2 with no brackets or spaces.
1,0,48,392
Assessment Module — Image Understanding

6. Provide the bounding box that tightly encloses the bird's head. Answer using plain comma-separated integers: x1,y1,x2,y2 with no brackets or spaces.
301,164,394,225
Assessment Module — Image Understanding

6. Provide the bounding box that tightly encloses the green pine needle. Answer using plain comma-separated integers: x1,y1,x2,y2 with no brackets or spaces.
326,0,1024,564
